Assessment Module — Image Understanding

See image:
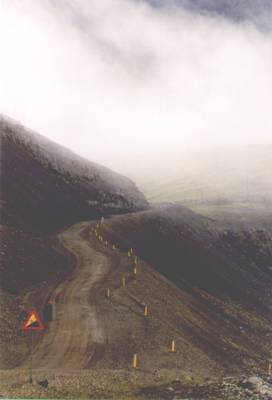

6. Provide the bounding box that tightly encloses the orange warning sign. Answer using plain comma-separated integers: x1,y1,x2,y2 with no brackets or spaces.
21,309,45,331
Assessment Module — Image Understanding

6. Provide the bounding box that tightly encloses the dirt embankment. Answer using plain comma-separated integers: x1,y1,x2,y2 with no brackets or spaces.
89,210,272,376
0,225,73,369
5,214,271,377
1,215,272,398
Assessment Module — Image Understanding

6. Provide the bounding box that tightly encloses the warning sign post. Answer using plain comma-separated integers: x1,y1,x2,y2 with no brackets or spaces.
21,309,45,331
21,309,45,384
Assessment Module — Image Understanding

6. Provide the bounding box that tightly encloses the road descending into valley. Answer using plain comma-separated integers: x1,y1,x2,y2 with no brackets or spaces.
29,221,110,370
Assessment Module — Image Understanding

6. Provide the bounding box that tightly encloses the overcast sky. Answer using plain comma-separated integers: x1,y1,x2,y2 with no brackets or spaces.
0,0,272,170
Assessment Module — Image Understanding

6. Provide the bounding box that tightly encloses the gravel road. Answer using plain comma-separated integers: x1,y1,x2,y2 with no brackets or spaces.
28,221,110,369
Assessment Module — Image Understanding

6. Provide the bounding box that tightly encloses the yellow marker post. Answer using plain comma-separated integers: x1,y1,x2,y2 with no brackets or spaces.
171,340,176,352
122,277,126,287
132,354,138,368
128,251,131,257
144,306,148,317
107,288,110,298
133,266,137,275
130,248,133,254
269,362,272,374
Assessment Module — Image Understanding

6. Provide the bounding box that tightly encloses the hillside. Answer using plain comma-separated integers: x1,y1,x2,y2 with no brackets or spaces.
0,116,148,233
91,206,272,374
0,116,148,295
1,117,272,398
120,146,272,206
97,205,272,311
1,212,271,398
0,116,148,369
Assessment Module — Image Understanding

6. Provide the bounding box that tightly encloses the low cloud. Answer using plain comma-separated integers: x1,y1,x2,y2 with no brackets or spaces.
147,0,272,31
0,0,271,170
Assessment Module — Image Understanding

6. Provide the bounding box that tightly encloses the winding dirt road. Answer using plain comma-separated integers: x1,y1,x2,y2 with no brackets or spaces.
30,221,110,370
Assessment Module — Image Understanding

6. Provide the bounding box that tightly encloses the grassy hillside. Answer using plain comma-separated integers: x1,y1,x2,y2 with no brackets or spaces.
122,146,272,206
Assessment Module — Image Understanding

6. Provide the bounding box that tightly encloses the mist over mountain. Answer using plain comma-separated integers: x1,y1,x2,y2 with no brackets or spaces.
117,145,272,207
1,0,271,168
0,116,148,367
145,0,272,30
0,114,147,303
0,117,148,234
1,117,272,395
1,0,272,396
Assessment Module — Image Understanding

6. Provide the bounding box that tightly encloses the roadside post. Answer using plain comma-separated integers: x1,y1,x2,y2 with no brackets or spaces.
43,301,54,323
171,340,176,352
21,309,45,384
132,354,138,368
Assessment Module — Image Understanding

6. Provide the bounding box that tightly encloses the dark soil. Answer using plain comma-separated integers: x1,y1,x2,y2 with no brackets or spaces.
98,205,272,312
0,117,148,234
0,116,148,369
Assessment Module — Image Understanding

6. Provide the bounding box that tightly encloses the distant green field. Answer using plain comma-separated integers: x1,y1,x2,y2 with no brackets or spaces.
132,146,272,206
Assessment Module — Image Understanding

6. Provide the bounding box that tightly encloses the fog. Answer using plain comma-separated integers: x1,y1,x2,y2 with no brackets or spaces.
0,0,272,175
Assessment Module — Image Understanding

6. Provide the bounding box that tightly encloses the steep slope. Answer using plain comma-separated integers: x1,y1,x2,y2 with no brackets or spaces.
0,225,70,294
1,200,271,396
91,205,272,377
36,220,272,376
0,116,148,233
0,224,73,368
4,215,270,392
98,205,272,312
0,116,148,369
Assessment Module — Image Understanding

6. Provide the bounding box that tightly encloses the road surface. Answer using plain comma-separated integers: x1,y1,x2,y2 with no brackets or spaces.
29,221,110,370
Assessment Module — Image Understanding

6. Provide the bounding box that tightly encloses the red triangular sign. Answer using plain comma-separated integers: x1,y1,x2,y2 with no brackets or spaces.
21,309,45,331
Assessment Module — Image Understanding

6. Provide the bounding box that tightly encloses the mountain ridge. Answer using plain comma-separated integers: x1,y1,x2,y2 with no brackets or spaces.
0,116,148,233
